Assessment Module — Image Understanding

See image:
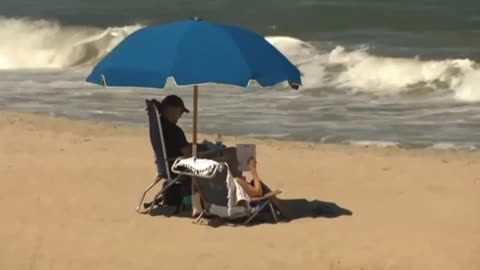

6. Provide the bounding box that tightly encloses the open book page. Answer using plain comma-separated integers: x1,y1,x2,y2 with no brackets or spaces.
236,144,256,172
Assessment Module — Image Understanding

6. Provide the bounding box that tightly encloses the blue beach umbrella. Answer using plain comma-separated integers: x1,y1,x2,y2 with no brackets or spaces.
86,17,301,156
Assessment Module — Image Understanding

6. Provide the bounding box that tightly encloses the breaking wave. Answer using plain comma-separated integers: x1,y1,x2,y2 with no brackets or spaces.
266,37,480,102
2,17,480,102
327,46,480,102
0,17,142,69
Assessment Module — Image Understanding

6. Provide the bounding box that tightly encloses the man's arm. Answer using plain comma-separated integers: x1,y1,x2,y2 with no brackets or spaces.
181,143,221,158
180,143,193,157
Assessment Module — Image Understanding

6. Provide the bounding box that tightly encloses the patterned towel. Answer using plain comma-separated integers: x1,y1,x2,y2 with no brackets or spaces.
172,157,220,177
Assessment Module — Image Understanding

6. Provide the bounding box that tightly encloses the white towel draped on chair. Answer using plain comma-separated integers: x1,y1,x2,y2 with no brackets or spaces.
225,163,251,215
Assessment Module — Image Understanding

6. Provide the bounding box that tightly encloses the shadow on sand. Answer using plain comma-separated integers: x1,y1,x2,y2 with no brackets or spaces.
273,198,353,221
145,197,352,227
142,181,353,225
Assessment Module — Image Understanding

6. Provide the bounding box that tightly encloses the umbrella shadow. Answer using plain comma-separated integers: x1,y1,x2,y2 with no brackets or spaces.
274,198,353,221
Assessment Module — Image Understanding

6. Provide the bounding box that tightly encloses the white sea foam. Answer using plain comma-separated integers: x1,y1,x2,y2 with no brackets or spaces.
346,140,400,148
265,36,325,88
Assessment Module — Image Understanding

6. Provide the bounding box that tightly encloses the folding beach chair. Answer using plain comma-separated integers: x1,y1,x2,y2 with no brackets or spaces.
172,159,283,225
136,99,188,214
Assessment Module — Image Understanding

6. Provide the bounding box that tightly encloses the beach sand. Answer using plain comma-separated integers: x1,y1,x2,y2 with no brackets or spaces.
1,111,479,270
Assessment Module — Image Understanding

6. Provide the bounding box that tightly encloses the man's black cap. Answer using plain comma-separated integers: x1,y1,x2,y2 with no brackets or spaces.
160,95,190,113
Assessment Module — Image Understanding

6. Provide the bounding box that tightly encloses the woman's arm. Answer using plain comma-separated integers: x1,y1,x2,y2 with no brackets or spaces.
236,158,263,197
249,168,263,197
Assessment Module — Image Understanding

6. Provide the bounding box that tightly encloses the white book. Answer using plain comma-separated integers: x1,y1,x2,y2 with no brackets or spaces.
236,144,256,172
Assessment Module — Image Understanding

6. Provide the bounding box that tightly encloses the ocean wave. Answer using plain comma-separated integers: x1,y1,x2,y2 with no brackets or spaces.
235,36,480,103
327,46,480,102
346,140,477,151
0,17,142,69
2,17,480,102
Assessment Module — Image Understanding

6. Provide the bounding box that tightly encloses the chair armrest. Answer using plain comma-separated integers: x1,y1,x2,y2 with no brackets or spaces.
250,190,282,202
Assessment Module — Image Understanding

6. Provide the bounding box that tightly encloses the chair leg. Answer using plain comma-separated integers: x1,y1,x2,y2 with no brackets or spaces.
243,200,269,225
268,201,279,223
193,211,205,224
136,176,161,213
148,190,163,215
147,176,183,215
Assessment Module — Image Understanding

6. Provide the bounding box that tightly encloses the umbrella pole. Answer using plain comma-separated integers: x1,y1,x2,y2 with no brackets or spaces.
192,85,198,157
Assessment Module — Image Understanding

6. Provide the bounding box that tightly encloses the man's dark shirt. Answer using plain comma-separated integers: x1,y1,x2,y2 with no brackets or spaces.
160,116,189,158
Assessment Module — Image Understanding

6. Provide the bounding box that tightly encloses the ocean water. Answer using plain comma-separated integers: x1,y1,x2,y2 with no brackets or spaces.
1,0,480,149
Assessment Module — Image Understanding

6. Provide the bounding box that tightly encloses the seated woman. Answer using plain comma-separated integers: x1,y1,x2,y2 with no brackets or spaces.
235,157,263,198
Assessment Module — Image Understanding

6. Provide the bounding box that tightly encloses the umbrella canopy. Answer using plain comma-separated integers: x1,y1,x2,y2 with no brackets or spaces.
86,18,302,156
86,18,301,88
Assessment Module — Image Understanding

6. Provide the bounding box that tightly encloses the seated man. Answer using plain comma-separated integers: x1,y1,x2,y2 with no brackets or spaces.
152,95,239,170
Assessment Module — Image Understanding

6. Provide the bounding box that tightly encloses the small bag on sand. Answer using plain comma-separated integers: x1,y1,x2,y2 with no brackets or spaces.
162,182,184,207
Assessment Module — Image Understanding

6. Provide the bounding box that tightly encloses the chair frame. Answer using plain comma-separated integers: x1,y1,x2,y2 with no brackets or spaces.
136,100,185,214
244,190,282,224
192,188,282,225
171,161,282,225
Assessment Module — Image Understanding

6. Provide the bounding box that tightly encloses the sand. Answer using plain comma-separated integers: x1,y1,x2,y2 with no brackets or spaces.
1,111,479,270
